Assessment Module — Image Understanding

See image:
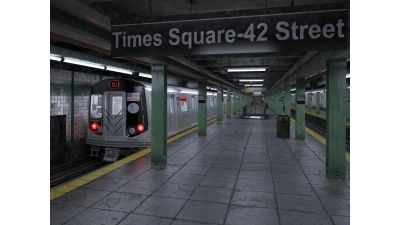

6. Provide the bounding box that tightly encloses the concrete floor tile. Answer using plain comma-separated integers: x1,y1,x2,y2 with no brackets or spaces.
92,192,147,212
52,187,110,207
171,219,218,225
134,196,186,218
190,186,233,204
207,167,238,178
277,194,325,213
85,177,130,192
177,200,228,224
279,209,333,225
331,216,350,225
235,178,275,193
231,190,276,208
117,180,162,195
225,205,279,225
118,214,172,225
64,208,127,225
153,183,196,199
50,204,86,225
168,173,204,186
178,165,210,175
199,176,236,188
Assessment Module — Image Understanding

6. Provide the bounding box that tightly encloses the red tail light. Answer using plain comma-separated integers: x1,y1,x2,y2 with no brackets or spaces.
90,122,100,132
137,124,145,132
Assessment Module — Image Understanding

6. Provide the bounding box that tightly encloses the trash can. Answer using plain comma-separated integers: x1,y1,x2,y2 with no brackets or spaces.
277,114,290,138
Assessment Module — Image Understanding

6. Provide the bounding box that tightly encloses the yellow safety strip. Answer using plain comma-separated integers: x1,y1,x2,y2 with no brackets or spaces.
50,117,217,201
290,118,350,162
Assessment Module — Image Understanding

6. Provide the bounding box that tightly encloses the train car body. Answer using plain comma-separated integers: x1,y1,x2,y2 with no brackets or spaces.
86,79,218,161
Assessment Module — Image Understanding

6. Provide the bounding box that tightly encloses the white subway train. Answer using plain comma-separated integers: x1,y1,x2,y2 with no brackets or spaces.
86,78,218,161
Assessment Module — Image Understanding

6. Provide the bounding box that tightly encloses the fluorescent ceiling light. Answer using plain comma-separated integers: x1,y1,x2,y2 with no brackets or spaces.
167,88,177,93
145,87,152,91
239,79,264,82
50,54,62,62
106,66,132,75
207,92,217,96
227,67,266,72
139,73,152,78
245,84,263,87
63,57,105,70
346,73,350,78
180,90,198,95
223,94,227,97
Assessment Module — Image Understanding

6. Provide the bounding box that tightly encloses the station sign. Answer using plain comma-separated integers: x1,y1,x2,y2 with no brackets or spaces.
111,9,348,57
198,95,206,103
297,96,305,104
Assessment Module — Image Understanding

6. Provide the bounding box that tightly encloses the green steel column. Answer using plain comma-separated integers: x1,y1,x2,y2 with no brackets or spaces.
316,92,321,114
346,88,350,121
295,78,306,140
232,91,236,115
284,83,291,116
308,93,314,112
198,79,207,136
326,59,347,176
216,85,223,124
151,64,167,165
227,88,232,119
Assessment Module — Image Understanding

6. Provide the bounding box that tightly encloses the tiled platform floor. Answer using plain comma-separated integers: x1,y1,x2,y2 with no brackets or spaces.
51,115,350,225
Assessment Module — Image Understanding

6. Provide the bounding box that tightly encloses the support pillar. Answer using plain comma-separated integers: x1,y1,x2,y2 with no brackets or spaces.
284,83,291,116
326,59,347,176
216,85,223,124
295,78,305,140
198,79,207,136
232,91,236,115
307,93,313,112
316,92,321,114
227,88,232,118
151,64,167,165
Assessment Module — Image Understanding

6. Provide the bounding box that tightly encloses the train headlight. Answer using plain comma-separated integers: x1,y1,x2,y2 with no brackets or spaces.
128,127,136,135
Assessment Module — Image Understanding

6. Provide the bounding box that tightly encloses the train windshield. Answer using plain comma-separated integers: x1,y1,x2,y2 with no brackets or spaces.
90,94,103,119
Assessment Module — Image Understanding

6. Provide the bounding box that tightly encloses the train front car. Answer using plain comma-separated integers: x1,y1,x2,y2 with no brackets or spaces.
86,79,149,162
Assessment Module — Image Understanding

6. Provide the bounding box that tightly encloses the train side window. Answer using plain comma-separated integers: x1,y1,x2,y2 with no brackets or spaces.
90,94,103,119
191,96,195,110
112,96,123,115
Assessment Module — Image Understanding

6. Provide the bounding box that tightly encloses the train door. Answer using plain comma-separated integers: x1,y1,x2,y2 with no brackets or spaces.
103,92,126,138
168,95,176,135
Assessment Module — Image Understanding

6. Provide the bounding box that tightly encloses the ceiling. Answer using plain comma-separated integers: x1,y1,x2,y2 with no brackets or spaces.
51,0,348,90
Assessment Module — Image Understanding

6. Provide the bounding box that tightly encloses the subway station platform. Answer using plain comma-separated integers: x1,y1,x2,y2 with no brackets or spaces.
51,116,349,225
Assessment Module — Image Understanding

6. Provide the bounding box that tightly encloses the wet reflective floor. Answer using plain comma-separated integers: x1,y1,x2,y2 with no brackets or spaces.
51,116,349,225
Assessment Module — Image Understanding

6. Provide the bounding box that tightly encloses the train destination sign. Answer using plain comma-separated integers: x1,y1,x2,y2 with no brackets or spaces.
111,9,348,57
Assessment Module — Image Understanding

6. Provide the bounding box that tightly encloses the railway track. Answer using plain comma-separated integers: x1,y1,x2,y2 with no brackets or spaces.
50,157,107,188
291,108,350,151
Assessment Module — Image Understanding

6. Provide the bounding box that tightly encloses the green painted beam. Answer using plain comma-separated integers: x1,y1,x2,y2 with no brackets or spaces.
198,79,207,136
151,64,167,165
217,85,223,124
326,58,347,177
295,78,306,140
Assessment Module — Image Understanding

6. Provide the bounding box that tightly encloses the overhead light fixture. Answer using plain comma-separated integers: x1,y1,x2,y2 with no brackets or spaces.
139,73,152,78
106,66,132,75
167,88,177,93
239,79,264,82
346,74,350,78
63,57,105,70
244,84,263,87
50,54,63,62
227,67,266,72
180,90,198,95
